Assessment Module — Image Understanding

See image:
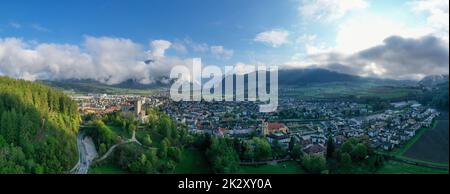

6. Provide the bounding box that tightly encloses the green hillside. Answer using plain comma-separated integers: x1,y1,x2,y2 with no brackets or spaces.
0,76,80,173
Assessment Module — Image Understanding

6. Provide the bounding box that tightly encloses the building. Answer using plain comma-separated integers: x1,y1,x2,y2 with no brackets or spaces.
267,132,291,148
136,98,142,116
303,144,326,155
263,122,289,136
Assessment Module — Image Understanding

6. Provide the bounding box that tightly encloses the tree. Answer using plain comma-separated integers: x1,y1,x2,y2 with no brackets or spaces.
272,139,285,159
340,153,352,169
1,77,80,173
251,137,272,161
302,154,327,174
288,136,296,151
143,134,152,146
352,143,368,161
243,141,255,161
99,143,107,155
340,141,354,154
326,136,335,159
206,137,240,173
158,138,170,158
128,123,136,134
158,115,173,138
168,147,181,162
291,144,303,160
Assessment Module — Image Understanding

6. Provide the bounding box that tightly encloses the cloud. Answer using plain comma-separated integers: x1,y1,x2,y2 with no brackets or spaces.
290,35,449,80
410,0,449,40
210,45,234,58
298,0,368,22
184,38,233,58
9,21,21,29
191,42,209,53
296,34,333,55
149,39,171,58
296,34,317,44
0,36,194,85
31,24,50,32
254,29,290,47
335,13,431,54
172,42,188,54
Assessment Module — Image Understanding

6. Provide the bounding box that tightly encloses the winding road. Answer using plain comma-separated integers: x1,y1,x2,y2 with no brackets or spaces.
71,130,141,174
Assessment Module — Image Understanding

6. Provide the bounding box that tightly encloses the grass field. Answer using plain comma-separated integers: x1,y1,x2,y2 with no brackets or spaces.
174,148,212,174
89,164,128,174
377,161,448,174
239,161,305,174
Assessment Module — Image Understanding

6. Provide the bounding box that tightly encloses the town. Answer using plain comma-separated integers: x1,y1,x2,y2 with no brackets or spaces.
71,92,440,157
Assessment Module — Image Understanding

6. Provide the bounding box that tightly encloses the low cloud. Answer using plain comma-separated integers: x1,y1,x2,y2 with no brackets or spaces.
0,36,193,85
286,35,449,80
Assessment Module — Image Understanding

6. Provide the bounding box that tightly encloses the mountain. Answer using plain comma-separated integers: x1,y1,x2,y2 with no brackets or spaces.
41,68,416,94
277,68,360,85
216,68,413,88
418,74,449,87
40,78,170,94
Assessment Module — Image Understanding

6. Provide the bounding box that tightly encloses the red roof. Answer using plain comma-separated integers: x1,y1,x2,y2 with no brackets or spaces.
267,123,286,130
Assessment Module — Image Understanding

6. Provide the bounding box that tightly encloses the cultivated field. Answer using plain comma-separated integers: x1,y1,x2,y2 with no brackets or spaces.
377,161,448,174
403,112,449,164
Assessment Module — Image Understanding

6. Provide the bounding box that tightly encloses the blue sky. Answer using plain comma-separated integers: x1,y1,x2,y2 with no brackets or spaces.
1,0,300,65
0,0,448,83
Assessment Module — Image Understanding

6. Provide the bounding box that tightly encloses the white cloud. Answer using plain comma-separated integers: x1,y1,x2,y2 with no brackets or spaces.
210,45,234,58
335,13,431,54
299,0,368,22
149,40,171,58
410,0,449,40
296,34,333,55
0,36,194,85
254,29,290,47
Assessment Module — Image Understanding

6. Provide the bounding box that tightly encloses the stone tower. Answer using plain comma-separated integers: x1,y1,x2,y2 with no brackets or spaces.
136,98,142,117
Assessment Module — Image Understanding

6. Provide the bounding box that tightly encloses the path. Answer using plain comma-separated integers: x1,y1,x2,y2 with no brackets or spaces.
71,130,141,174
94,130,142,163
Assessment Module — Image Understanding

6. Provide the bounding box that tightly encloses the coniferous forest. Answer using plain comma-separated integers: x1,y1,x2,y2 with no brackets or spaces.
0,76,80,173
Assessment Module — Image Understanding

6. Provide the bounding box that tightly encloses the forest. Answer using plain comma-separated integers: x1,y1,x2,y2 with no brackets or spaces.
0,76,80,173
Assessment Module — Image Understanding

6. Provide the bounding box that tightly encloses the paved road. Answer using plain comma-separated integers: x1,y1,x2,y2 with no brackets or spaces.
71,131,98,174
71,130,142,174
